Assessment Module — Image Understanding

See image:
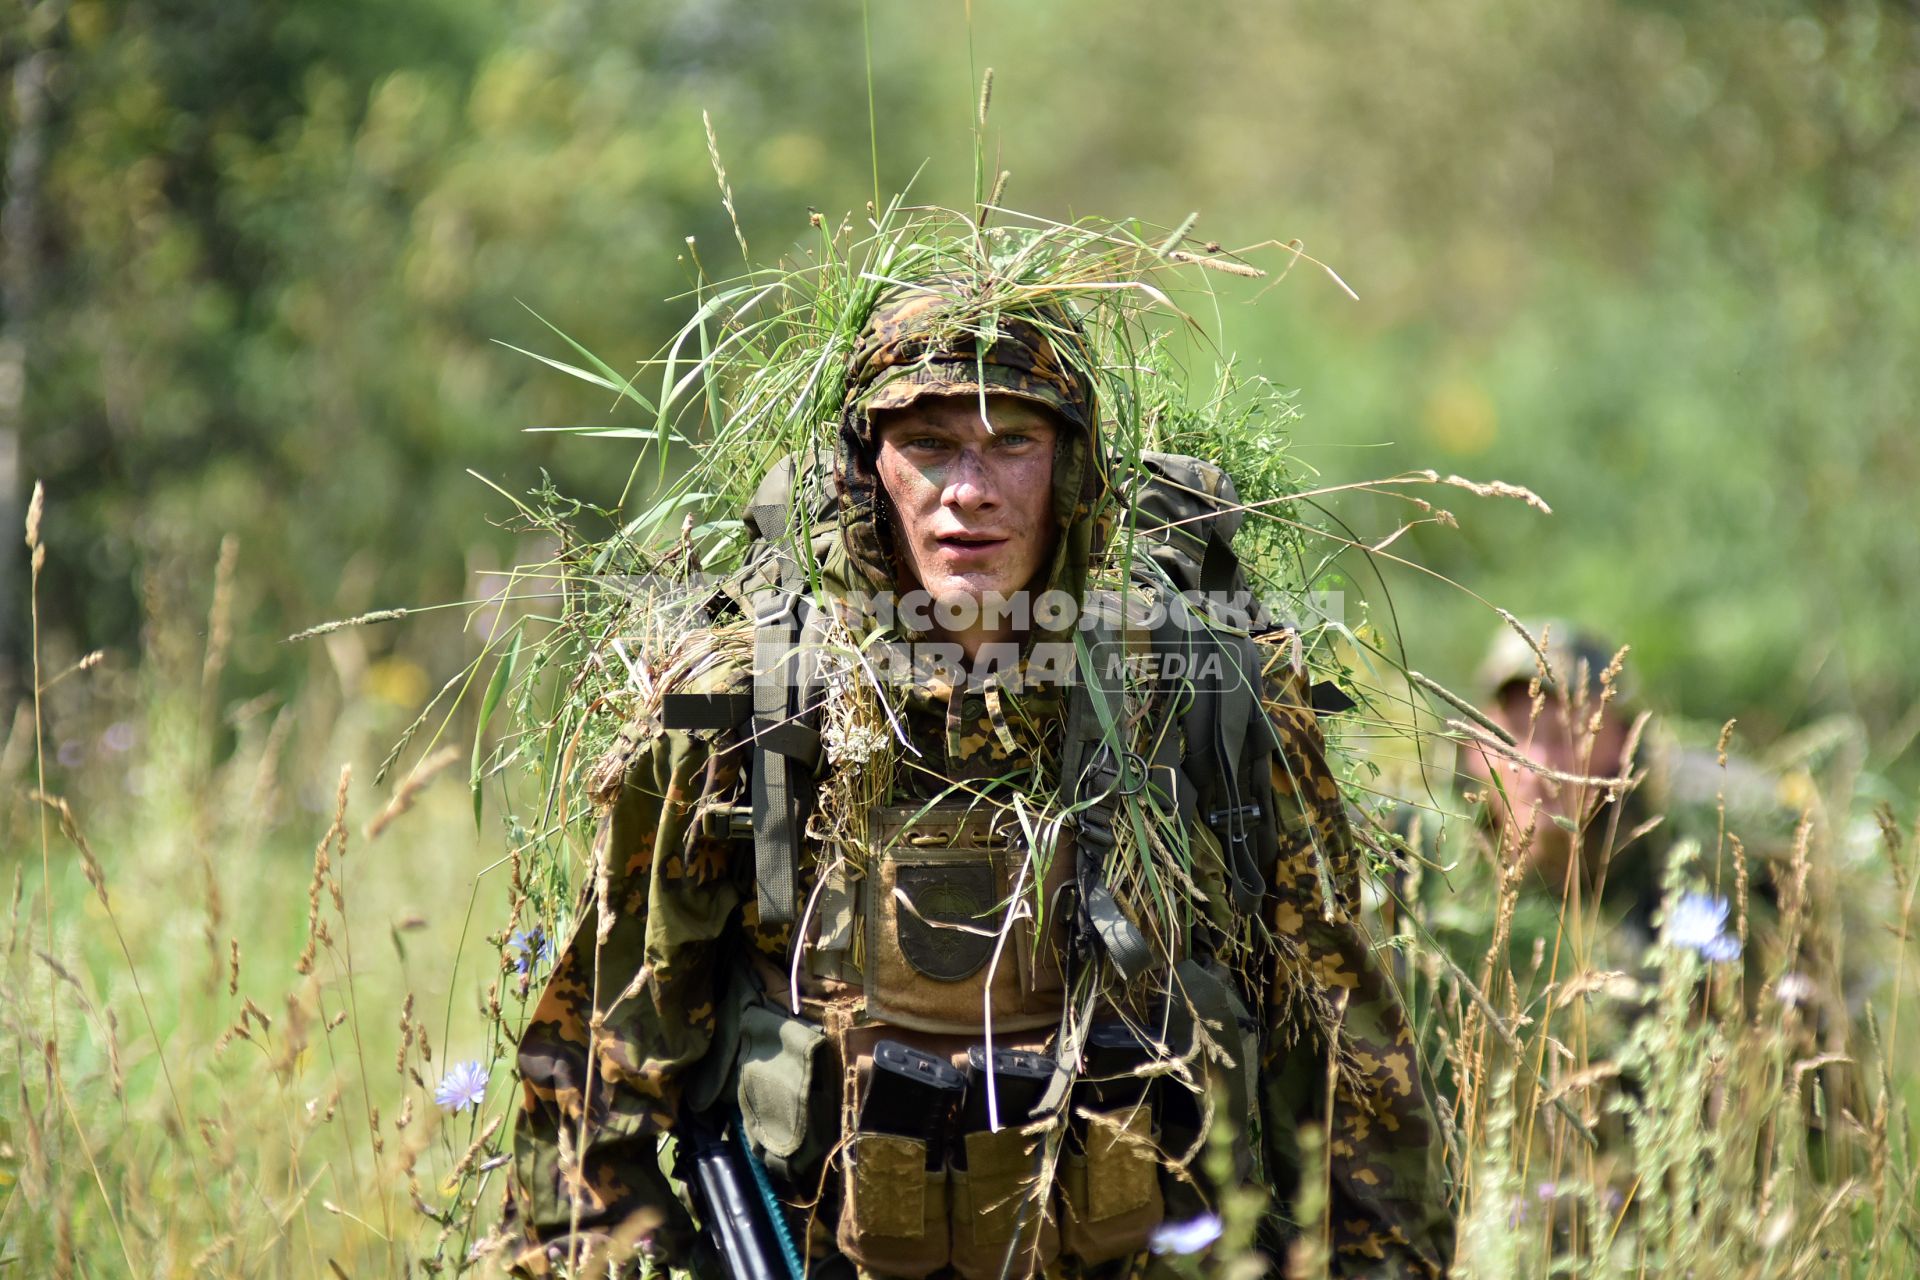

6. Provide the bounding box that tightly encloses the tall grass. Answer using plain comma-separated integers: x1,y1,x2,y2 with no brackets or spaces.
2,491,536,1276
6,192,1919,1278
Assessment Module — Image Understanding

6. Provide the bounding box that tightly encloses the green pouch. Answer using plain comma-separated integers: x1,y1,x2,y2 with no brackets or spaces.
948,1126,1061,1279
735,1001,836,1187
1061,1104,1164,1264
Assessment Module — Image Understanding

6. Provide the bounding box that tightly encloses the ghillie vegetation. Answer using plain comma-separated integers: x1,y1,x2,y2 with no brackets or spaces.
6,86,1919,1280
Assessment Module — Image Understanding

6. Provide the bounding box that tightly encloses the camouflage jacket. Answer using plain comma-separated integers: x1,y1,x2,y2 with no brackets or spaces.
506,633,1454,1277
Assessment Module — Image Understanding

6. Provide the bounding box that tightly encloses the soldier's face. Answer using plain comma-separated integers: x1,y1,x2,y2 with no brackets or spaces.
1461,685,1631,882
872,394,1061,617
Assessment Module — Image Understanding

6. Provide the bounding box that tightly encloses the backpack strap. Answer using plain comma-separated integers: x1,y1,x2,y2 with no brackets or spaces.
738,483,828,929
1060,615,1154,985
1152,589,1271,918
748,583,806,927
1206,632,1274,915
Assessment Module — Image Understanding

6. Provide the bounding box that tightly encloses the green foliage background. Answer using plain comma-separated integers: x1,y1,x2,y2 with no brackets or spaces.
5,0,1920,1274
10,0,1918,755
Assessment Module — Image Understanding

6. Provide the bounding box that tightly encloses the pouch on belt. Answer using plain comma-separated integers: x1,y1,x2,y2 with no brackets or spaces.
836,1041,963,1278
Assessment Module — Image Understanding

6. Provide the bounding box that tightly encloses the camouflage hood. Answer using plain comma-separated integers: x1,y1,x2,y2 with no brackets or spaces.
827,284,1111,634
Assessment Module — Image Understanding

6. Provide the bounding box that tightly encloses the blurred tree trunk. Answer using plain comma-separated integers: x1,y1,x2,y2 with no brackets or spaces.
2,11,57,697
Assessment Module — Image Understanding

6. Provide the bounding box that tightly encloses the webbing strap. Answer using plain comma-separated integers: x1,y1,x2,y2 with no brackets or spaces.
1148,692,1195,827
755,719,821,771
662,691,753,731
1211,637,1268,912
750,586,807,926
1035,979,1100,1122
1084,882,1152,979
1061,625,1153,984
1161,594,1269,915
1199,527,1238,599
745,501,790,541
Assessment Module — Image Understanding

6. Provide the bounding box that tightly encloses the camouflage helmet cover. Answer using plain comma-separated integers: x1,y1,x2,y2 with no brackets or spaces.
833,283,1108,600
844,286,1096,431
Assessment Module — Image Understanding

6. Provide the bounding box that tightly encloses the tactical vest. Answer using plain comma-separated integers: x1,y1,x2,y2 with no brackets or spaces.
665,449,1289,1277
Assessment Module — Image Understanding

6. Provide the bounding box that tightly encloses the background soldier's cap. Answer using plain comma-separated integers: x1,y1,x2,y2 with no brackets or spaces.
845,286,1094,430
1475,618,1638,707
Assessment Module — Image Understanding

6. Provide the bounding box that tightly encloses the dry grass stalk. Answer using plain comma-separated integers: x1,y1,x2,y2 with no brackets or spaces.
364,744,462,841
1166,248,1266,277
703,110,749,262
285,608,409,642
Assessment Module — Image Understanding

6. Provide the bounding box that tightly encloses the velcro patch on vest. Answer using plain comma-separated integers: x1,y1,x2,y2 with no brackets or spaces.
863,802,1072,1034
850,1132,929,1238
894,863,998,981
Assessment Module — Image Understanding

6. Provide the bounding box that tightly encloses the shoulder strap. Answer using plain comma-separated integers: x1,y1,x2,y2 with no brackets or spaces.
743,565,832,928
1059,613,1154,984
1153,595,1272,918
733,459,829,929
721,450,840,928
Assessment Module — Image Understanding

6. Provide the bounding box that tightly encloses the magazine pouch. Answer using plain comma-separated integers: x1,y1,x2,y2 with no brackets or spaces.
948,1124,1061,1279
1060,1104,1164,1263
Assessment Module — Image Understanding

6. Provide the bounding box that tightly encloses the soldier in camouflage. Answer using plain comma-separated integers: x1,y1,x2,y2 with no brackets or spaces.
1425,622,1808,988
1404,621,1861,1197
506,282,1454,1277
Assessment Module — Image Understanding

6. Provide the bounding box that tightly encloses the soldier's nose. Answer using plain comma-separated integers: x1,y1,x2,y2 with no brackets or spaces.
943,451,996,510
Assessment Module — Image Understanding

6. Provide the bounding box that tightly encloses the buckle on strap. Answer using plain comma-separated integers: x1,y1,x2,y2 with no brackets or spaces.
753,593,797,629
1207,802,1264,830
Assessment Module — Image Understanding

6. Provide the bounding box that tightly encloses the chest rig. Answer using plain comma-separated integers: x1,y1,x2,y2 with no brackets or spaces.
662,447,1304,1023
659,448,1317,1277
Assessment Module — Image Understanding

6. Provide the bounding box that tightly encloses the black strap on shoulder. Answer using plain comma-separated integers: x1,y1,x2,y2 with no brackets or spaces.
1060,616,1154,984
1199,526,1238,599
662,691,754,731
727,451,840,929
1154,591,1270,916
1210,634,1269,913
748,577,823,928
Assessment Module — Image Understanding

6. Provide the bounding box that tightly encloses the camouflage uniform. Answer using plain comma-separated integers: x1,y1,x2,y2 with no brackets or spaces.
507,287,1454,1277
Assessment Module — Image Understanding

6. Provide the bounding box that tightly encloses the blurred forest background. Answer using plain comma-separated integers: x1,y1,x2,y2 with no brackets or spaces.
10,0,1919,754
4,0,1919,1273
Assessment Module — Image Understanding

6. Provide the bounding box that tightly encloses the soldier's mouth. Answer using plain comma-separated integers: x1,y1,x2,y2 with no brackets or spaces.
936,534,1008,548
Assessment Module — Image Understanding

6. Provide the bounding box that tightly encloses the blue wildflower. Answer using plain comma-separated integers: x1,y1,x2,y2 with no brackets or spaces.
508,926,554,976
1666,893,1730,950
435,1060,488,1113
1666,893,1741,963
1148,1213,1224,1256
1699,931,1743,963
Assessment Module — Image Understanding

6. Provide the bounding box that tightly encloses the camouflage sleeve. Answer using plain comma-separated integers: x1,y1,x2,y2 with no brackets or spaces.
1253,637,1455,1278
505,683,747,1274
